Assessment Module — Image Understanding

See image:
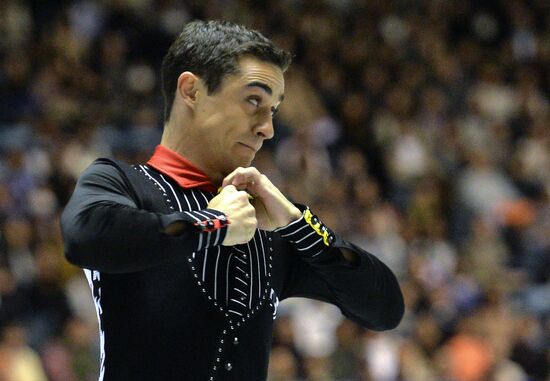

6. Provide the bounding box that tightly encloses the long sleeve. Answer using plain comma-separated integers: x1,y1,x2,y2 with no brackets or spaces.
275,206,404,331
60,160,227,274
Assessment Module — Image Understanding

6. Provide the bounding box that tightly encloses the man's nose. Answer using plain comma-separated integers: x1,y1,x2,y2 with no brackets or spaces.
254,117,274,140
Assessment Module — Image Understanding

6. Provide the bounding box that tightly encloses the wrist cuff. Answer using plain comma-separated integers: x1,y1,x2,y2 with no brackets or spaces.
275,206,334,257
160,208,229,251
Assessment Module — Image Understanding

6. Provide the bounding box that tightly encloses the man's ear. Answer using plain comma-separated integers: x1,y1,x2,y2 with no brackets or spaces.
176,71,200,108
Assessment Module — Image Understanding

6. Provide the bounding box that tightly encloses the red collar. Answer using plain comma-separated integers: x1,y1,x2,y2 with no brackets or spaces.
146,145,217,192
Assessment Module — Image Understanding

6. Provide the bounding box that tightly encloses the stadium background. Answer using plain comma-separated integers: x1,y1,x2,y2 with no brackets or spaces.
1,0,550,380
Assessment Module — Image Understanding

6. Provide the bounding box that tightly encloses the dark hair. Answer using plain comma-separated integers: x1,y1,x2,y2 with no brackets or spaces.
161,20,292,122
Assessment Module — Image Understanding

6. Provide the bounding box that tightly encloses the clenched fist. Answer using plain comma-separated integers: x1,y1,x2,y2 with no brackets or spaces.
208,185,257,245
222,167,302,231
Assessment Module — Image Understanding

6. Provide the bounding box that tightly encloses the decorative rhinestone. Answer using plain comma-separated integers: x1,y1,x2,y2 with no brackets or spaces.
233,337,239,345
225,363,232,371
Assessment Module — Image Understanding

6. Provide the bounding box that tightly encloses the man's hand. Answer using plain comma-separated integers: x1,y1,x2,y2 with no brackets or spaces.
221,167,302,231
208,185,257,245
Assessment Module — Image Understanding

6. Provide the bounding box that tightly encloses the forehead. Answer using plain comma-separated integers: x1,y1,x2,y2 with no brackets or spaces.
226,56,285,95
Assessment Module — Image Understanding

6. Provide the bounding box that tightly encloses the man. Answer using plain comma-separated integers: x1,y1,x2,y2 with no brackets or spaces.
61,20,404,381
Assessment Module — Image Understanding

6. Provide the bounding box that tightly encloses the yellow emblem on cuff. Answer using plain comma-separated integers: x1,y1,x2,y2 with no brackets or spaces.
304,208,331,246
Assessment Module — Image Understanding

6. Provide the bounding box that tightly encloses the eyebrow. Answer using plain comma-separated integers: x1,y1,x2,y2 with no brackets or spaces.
246,81,285,102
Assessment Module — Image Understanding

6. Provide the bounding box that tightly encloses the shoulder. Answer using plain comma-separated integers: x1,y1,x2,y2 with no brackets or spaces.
78,158,126,182
76,158,138,196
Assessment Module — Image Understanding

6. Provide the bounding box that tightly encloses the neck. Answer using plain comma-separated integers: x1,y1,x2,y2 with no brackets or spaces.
160,120,224,186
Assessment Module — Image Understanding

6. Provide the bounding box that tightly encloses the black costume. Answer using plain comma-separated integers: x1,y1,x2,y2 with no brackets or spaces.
61,149,403,381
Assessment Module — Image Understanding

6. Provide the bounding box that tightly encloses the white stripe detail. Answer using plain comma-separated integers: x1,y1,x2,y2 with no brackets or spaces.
205,232,211,248
84,269,105,381
311,249,324,257
280,223,309,237
233,287,246,296
226,253,233,304
235,266,246,274
183,211,201,222
140,166,166,193
259,232,267,275
197,232,203,251
296,237,324,251
252,236,261,298
295,230,317,243
213,228,221,246
234,256,246,265
159,174,182,211
198,191,211,205
214,247,221,300
230,298,247,307
190,189,202,209
236,277,247,285
202,248,208,282
181,192,192,211
201,210,218,218
228,310,243,316
193,210,210,219
247,242,253,308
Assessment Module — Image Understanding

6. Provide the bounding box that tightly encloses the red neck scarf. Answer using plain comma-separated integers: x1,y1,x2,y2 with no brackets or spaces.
147,145,217,192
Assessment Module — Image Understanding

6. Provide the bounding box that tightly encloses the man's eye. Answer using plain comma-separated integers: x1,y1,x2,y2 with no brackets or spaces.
248,97,260,107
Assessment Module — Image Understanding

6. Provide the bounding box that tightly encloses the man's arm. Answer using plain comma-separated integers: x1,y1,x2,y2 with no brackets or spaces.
60,160,231,274
275,207,404,331
220,166,404,330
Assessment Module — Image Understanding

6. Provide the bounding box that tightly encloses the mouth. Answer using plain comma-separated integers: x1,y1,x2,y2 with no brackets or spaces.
238,143,258,152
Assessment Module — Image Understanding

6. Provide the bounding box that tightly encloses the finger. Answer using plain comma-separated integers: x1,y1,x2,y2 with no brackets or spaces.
237,190,253,201
222,167,247,188
220,184,237,193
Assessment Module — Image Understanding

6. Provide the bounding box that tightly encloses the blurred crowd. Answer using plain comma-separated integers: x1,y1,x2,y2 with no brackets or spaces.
1,0,550,380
